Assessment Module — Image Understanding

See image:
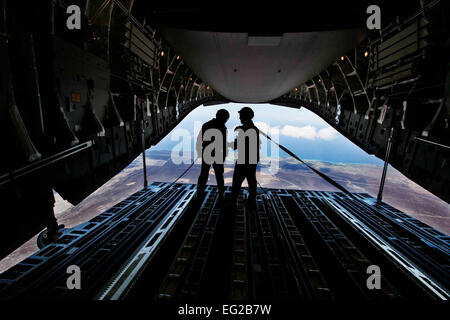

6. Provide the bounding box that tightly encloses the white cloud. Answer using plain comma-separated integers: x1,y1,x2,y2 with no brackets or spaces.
280,125,317,140
317,127,337,141
254,121,272,134
255,121,337,141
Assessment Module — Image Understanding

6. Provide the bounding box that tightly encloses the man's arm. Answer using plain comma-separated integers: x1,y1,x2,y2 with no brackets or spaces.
231,127,240,150
224,128,229,159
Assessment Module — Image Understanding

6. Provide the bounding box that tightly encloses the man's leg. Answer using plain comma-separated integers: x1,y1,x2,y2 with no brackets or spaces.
212,163,225,197
197,161,211,194
45,206,59,242
42,183,63,243
246,164,258,210
230,164,246,207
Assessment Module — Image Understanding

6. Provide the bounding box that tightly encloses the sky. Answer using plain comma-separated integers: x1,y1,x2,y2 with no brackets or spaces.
153,103,385,165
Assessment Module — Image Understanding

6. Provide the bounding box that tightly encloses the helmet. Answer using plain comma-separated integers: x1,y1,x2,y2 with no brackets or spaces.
216,109,230,121
238,107,254,120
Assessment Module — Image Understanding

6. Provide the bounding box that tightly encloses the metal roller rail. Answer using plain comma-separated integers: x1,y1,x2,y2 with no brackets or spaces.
265,191,332,299
355,195,449,257
65,184,192,298
230,191,250,299
319,193,449,299
247,194,290,299
0,186,163,297
1,182,448,300
157,186,219,299
97,184,197,300
176,188,222,299
287,190,402,299
37,185,184,298
332,195,449,289
0,183,189,299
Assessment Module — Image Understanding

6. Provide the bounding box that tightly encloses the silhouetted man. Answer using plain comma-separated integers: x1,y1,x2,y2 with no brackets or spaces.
230,107,260,210
196,109,230,199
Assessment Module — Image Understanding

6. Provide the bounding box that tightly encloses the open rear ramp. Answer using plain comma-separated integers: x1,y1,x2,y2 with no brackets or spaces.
0,182,448,300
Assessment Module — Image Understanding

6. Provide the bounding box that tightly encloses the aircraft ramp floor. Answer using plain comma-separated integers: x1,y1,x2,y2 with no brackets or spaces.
0,182,448,300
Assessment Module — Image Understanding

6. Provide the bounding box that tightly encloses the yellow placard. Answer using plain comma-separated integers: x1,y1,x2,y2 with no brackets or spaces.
71,93,81,103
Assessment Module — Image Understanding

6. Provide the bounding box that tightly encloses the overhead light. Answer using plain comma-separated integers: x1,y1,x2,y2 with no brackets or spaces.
340,56,345,61
364,51,369,57
160,51,165,56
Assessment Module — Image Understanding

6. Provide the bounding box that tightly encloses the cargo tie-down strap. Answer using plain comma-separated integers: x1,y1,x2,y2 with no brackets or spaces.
259,130,354,197
173,157,198,184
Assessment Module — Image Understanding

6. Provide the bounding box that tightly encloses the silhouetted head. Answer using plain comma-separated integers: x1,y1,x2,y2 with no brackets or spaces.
216,109,230,124
238,107,254,124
